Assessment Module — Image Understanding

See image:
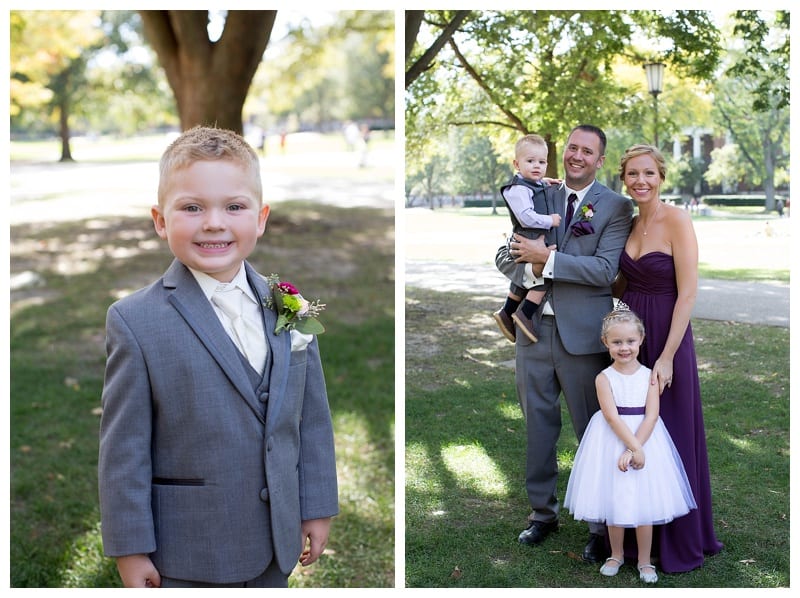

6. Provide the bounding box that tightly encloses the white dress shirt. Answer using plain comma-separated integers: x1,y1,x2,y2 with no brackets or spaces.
189,264,268,370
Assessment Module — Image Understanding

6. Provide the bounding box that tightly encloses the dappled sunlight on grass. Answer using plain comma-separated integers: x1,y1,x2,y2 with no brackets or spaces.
12,225,158,278
557,447,578,470
726,436,754,452
466,346,494,357
714,427,788,466
478,336,514,368
735,564,788,588
441,443,509,497
494,400,523,422
332,410,393,508
406,442,442,495
58,520,117,587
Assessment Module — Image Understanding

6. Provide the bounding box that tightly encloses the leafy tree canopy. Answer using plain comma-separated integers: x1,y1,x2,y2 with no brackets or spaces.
10,11,104,118
247,10,394,131
406,10,722,178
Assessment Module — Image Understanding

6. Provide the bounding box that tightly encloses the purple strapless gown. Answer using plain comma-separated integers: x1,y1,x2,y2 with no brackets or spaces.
620,251,723,573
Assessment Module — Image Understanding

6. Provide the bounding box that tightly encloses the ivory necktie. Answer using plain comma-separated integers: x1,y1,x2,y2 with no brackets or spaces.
211,286,266,373
565,192,578,225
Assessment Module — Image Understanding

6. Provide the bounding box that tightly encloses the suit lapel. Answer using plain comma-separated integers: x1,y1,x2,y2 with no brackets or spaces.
163,260,264,421
561,181,600,249
244,263,292,435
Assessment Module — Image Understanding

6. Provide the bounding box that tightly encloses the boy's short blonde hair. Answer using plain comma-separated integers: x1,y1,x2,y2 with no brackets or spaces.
157,126,262,206
515,133,548,158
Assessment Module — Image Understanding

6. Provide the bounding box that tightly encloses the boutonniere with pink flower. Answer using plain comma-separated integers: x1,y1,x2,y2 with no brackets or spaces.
571,202,595,237
262,274,325,335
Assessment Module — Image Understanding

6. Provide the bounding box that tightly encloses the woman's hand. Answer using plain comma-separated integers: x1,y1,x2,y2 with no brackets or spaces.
651,356,674,395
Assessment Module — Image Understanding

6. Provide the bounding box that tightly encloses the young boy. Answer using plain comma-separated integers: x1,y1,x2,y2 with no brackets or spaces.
492,133,561,343
98,126,338,588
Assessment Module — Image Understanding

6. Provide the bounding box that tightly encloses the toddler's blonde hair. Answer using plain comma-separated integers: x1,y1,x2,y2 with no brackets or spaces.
515,133,548,158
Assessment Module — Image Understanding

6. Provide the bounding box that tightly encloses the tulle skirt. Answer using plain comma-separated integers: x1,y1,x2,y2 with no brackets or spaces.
564,411,697,527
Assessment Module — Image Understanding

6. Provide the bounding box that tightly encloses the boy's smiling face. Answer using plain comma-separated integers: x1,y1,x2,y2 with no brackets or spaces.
152,159,270,282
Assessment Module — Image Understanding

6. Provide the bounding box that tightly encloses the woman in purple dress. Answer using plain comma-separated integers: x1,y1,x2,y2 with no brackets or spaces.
613,144,723,573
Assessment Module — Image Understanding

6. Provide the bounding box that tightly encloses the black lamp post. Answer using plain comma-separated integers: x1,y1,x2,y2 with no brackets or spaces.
644,62,665,147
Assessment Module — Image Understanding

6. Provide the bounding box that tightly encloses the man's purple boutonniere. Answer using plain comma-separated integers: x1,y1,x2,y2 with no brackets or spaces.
262,274,325,335
571,203,595,236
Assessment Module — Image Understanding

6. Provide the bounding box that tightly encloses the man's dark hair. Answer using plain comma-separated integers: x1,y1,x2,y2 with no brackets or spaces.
570,124,607,155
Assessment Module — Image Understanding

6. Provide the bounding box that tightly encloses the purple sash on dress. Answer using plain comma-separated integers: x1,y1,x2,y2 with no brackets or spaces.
617,406,646,415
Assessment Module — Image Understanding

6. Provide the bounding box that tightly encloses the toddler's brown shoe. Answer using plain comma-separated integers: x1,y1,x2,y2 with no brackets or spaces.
492,309,516,342
512,310,539,343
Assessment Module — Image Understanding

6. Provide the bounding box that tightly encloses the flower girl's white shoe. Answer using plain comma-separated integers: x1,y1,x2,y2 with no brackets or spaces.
599,557,623,576
638,563,658,583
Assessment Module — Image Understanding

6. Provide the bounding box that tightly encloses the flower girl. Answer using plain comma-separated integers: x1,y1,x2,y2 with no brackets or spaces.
564,306,696,583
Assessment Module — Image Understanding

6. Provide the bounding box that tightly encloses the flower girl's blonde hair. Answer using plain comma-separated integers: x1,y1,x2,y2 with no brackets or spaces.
601,302,645,341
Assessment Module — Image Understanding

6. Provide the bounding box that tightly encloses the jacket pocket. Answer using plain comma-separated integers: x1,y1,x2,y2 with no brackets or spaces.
152,477,205,486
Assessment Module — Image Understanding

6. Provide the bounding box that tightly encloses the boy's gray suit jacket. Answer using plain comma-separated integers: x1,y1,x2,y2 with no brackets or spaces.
98,259,338,583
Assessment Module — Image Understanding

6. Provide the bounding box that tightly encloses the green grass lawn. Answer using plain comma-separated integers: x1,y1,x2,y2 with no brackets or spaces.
405,286,789,588
10,200,395,587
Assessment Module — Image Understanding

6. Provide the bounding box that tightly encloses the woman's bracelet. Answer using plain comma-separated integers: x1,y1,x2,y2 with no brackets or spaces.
625,448,635,455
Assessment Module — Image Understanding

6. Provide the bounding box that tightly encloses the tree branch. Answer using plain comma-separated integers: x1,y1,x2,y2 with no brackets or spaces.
405,10,470,89
448,119,519,130
405,11,424,62
716,99,759,172
448,37,528,133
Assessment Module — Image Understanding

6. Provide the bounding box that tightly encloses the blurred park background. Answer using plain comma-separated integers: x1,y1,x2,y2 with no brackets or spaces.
9,9,395,588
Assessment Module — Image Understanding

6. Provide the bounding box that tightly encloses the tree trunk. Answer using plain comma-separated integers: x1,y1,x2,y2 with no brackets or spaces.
58,95,73,162
546,139,557,179
762,133,776,211
139,10,276,133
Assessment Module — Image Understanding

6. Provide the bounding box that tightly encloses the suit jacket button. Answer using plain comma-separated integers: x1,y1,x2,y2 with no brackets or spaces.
259,392,269,403
267,437,273,451
260,487,269,502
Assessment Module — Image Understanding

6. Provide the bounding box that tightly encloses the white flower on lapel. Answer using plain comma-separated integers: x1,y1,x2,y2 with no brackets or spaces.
290,329,314,352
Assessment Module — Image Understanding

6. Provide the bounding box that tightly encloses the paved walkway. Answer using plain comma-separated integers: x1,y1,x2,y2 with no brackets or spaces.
405,259,790,328
9,152,395,226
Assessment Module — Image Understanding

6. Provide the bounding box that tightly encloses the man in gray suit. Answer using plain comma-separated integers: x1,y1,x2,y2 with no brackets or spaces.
98,127,338,587
500,124,632,562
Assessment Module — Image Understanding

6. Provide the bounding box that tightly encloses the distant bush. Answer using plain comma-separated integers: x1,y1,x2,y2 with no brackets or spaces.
463,198,496,208
703,195,786,206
